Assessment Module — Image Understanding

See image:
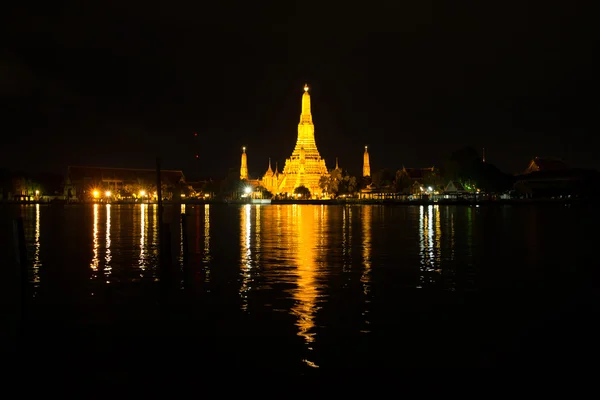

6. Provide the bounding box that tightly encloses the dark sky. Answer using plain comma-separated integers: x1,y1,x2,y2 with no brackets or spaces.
2,2,595,178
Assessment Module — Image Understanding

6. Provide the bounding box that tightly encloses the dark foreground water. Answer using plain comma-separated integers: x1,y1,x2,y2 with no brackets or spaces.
1,203,598,378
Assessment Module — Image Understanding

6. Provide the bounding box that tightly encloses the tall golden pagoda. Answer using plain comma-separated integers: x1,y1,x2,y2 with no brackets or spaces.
261,84,329,197
240,146,248,180
363,145,371,177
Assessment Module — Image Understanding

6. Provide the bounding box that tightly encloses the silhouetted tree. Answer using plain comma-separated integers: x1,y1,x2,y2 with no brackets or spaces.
294,185,311,199
394,170,412,193
373,168,395,188
218,168,244,199
319,169,358,198
255,185,273,199
443,146,513,192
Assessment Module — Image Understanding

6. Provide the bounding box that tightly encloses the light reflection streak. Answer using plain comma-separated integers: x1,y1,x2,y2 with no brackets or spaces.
151,204,158,280
290,206,321,368
435,205,441,256
203,204,211,283
418,205,441,288
255,205,261,264
360,205,372,333
32,203,41,292
240,204,252,310
428,205,434,265
361,206,372,295
341,206,354,289
90,204,100,276
139,204,147,273
179,208,184,277
104,204,112,282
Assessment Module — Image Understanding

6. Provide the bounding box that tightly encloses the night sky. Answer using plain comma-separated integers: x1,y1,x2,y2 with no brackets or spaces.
2,2,595,179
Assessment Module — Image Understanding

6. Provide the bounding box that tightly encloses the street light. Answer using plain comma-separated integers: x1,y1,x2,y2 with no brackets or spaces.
105,191,111,198
244,186,252,194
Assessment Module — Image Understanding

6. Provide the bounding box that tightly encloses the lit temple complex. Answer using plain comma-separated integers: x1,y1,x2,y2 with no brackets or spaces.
260,84,329,197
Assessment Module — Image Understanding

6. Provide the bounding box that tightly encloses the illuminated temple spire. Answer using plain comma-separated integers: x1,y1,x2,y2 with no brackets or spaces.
262,84,329,197
240,146,248,180
289,83,322,160
300,83,312,124
265,157,273,177
363,145,371,177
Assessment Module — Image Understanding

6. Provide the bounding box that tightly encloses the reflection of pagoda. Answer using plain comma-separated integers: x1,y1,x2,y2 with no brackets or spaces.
261,84,329,197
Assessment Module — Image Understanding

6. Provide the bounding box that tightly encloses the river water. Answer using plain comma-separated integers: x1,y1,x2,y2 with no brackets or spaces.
1,203,597,377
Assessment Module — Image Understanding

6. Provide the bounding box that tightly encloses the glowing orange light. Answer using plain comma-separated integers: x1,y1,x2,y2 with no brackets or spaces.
105,191,111,197
93,190,100,198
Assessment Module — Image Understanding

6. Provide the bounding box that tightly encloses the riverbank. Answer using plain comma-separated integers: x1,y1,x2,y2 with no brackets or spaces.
0,197,591,206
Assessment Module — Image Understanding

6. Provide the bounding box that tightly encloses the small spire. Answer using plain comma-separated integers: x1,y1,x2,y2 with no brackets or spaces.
482,147,486,163
304,83,309,92
335,157,339,170
275,161,279,174
242,146,246,153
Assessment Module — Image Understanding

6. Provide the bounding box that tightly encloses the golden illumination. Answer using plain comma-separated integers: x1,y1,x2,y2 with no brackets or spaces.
261,83,329,196
105,190,111,197
291,207,318,340
104,204,112,282
361,205,372,333
93,190,100,199
363,145,371,177
152,204,158,263
91,203,99,274
139,190,146,197
32,203,41,292
240,146,249,180
139,203,147,272
240,204,253,310
304,84,309,92
203,204,211,282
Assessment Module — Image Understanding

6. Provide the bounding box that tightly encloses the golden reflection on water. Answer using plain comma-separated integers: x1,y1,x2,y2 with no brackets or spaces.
361,205,372,333
203,204,211,283
91,204,100,275
240,204,253,310
361,206,372,295
152,204,157,258
255,205,261,263
32,203,41,292
290,206,322,354
139,204,147,274
104,204,112,283
435,205,441,256
250,205,325,368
